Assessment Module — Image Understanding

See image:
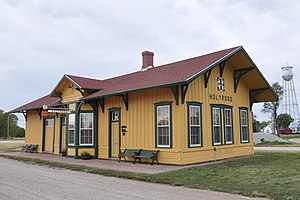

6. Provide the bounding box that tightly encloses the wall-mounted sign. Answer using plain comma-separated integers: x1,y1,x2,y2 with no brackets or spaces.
217,77,225,91
209,94,233,102
47,109,71,114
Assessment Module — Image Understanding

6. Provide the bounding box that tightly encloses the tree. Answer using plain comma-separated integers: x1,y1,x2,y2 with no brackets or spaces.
261,82,283,135
260,121,269,129
0,109,25,138
252,115,261,132
276,114,293,129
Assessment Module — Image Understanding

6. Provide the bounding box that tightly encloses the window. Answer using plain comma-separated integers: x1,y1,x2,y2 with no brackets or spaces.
45,119,54,127
188,104,202,147
240,109,249,143
80,113,93,145
111,111,119,121
224,108,233,144
156,104,171,147
212,107,222,145
68,114,75,145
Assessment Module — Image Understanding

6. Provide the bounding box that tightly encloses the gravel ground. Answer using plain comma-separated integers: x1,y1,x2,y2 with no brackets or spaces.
254,147,300,152
0,157,267,200
253,132,287,144
288,138,300,143
0,140,24,143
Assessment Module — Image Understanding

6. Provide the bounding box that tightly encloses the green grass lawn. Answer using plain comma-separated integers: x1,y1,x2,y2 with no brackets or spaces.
0,143,23,153
280,134,300,139
255,141,300,147
1,152,300,200
0,137,25,140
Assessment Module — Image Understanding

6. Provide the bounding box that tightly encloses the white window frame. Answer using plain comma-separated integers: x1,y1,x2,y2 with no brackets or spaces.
79,113,94,146
212,107,222,145
156,105,171,148
240,109,249,143
224,108,233,144
45,118,54,127
68,114,75,146
189,105,202,147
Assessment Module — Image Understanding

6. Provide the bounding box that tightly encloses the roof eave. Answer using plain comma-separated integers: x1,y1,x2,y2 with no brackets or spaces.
186,46,243,82
82,80,187,101
50,74,82,97
240,48,279,101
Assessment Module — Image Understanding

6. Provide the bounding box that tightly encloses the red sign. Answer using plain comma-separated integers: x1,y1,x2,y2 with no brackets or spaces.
41,110,48,117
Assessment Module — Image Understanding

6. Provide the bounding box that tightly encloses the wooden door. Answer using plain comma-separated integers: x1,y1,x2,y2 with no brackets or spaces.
111,123,119,157
110,109,120,158
44,118,55,153
60,116,67,152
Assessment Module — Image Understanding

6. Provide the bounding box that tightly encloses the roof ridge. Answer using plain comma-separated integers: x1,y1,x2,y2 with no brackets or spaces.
65,46,241,84
156,46,241,69
65,74,103,82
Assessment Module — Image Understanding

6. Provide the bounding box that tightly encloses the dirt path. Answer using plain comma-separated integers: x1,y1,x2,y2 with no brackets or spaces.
0,157,267,200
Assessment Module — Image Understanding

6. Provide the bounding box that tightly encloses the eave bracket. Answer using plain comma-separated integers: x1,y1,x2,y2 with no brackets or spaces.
170,85,179,105
21,111,27,121
181,83,190,104
249,88,269,111
234,67,254,93
75,87,84,96
121,93,129,111
37,109,42,119
220,61,226,77
99,98,105,113
204,69,212,88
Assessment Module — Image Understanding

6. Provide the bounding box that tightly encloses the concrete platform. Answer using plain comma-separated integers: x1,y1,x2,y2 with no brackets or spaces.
2,152,226,174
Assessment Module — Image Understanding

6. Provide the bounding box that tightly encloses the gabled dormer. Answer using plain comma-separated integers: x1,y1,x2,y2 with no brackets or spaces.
50,74,103,103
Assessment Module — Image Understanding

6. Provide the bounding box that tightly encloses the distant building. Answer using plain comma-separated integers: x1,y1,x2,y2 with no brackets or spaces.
289,121,300,133
263,124,274,134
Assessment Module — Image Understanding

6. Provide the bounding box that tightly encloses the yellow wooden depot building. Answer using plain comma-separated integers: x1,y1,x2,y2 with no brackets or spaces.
11,46,277,165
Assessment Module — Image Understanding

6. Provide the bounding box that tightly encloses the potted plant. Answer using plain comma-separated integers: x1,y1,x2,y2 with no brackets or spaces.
81,151,90,160
61,148,67,157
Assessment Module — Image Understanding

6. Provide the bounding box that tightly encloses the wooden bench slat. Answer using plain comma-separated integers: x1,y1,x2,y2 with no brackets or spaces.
118,149,141,162
133,149,159,165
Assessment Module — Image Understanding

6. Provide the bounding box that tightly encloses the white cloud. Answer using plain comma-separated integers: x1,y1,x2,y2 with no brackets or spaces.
1,0,300,126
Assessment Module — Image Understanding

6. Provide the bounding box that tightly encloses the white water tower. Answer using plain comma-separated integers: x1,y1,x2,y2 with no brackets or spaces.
281,65,300,122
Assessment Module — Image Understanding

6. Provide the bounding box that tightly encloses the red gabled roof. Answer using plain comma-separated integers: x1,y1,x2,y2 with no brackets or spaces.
9,95,60,113
15,45,274,112
66,74,105,90
83,46,241,100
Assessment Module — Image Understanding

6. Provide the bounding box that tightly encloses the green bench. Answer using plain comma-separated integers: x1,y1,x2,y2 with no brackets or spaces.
118,149,141,162
133,149,159,165
21,144,38,153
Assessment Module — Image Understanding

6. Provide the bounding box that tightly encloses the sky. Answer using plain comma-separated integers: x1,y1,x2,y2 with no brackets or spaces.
1,0,300,128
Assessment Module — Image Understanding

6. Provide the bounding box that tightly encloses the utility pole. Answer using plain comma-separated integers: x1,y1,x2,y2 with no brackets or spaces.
7,114,10,139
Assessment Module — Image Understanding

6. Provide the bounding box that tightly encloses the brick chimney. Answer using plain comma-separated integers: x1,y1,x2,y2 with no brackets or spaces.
142,51,154,70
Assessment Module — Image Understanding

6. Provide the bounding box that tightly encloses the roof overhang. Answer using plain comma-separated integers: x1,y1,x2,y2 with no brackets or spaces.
50,74,82,97
186,46,277,102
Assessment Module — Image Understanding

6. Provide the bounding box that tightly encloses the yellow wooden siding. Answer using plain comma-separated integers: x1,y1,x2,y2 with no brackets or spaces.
80,103,93,111
25,110,43,152
68,148,75,156
24,59,254,164
61,80,83,103
96,63,254,164
181,62,253,164
98,88,178,163
78,148,95,156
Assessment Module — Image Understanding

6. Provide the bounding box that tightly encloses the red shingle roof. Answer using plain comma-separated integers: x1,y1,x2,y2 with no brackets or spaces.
14,45,274,112
82,46,240,100
66,74,105,90
10,95,60,113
